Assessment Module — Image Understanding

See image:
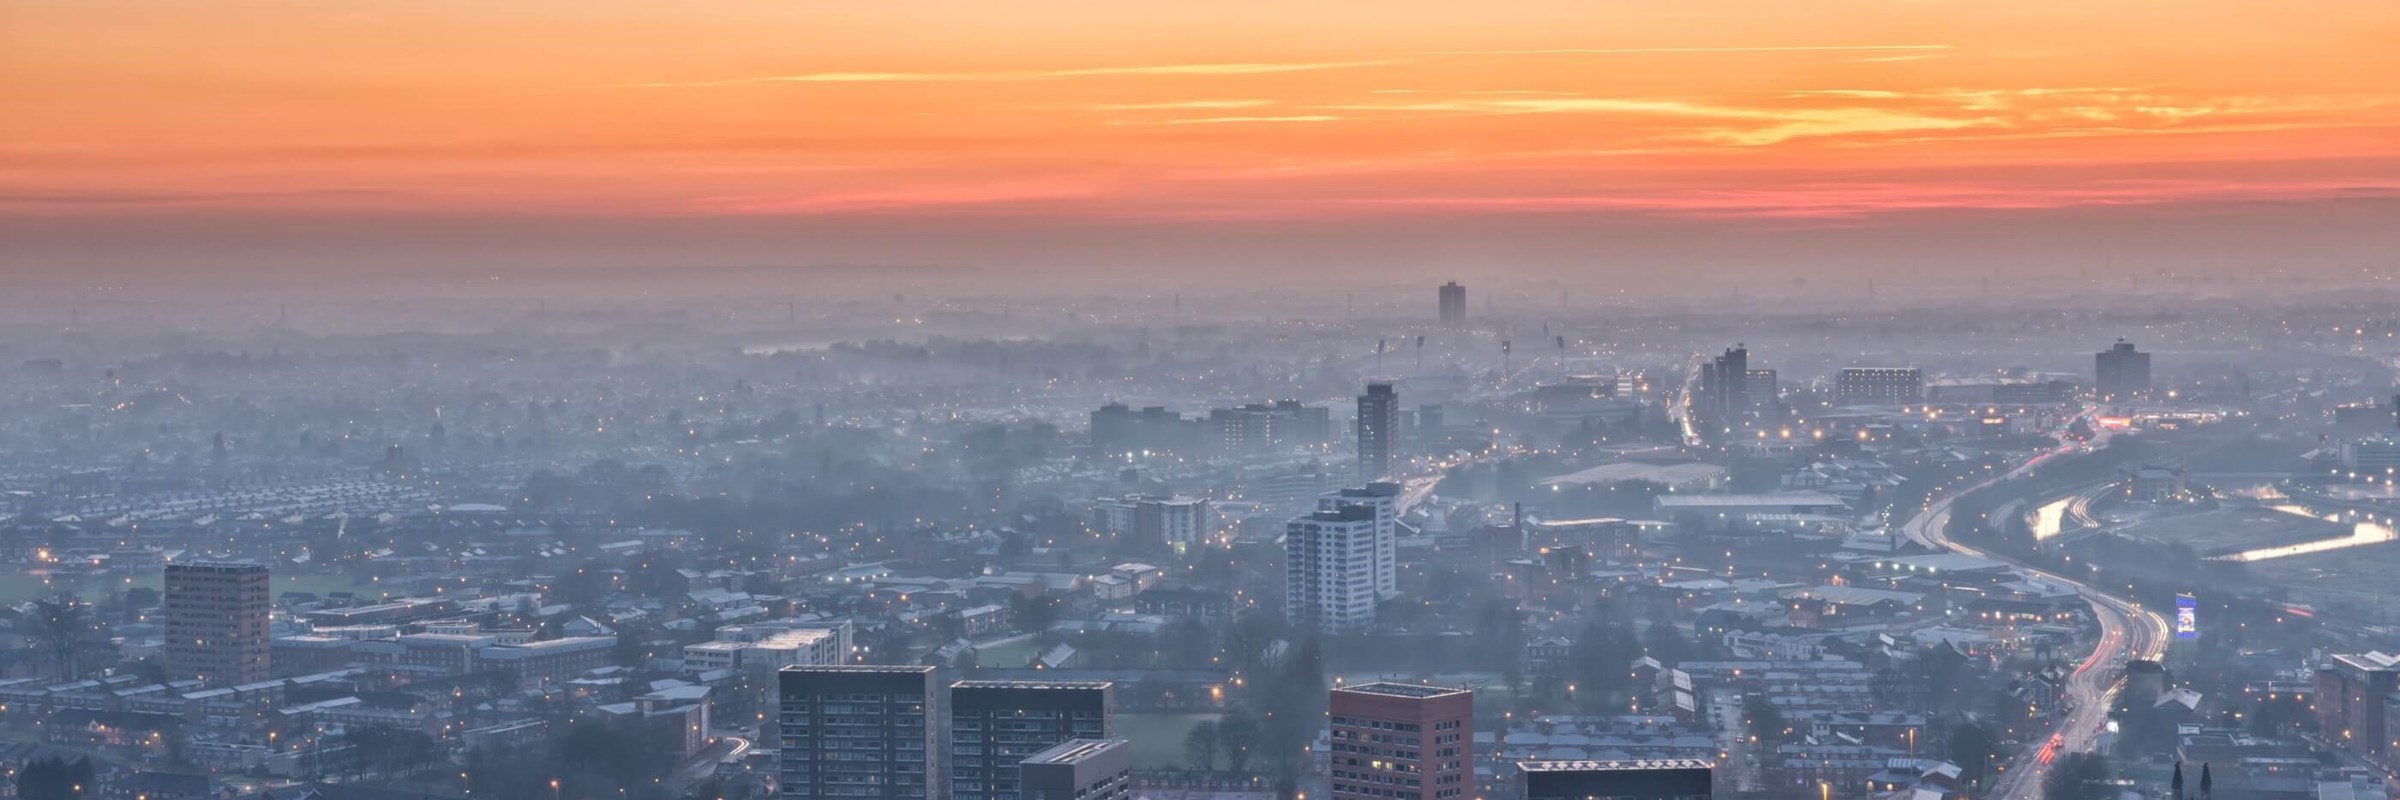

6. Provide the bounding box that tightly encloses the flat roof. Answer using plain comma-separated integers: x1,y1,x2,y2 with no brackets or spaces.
1022,738,1129,766
1336,681,1471,699
952,679,1113,690
168,561,269,573
1520,758,1713,772
780,665,934,674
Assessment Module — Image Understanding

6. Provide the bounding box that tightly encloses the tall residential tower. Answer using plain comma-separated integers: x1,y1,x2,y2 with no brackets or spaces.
1437,282,1467,327
1357,382,1400,481
778,666,940,800
164,561,271,685
949,680,1112,800
1329,682,1474,800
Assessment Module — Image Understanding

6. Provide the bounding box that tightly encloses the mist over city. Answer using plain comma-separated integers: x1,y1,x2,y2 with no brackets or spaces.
6,2,2400,800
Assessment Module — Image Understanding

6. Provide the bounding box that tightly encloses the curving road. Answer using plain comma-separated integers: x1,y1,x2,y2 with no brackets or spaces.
1899,433,2169,800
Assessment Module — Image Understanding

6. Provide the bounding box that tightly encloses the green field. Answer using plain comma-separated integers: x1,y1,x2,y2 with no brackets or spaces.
1115,712,1223,770
0,570,393,605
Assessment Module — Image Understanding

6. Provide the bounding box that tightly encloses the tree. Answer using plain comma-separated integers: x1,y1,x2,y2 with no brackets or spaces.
1185,720,1222,771
1570,620,1639,707
1948,721,1998,787
1643,618,1690,663
1219,713,1261,772
25,597,104,680
1744,694,1787,745
16,756,93,800
2043,752,2111,800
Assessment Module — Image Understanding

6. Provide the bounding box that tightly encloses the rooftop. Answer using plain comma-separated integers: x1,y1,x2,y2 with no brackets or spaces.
1519,758,1714,772
951,680,1113,691
1022,738,1129,766
1336,681,1471,699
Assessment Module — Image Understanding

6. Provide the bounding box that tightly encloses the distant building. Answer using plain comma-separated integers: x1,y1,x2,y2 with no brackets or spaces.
1209,400,1332,454
1089,403,1203,457
950,680,1112,800
779,666,940,800
2340,437,2400,470
1286,505,1381,635
165,561,271,685
2129,464,2187,502
1698,346,1750,430
1653,492,1851,534
1329,682,1473,800
599,684,712,763
1019,739,1132,800
2315,653,2400,761
2095,339,2153,401
683,622,849,672
1357,383,1401,481
1438,282,1467,327
1318,482,1402,599
1744,369,1779,412
1517,759,1714,800
1418,404,1446,450
1834,368,1923,406
1092,494,1211,546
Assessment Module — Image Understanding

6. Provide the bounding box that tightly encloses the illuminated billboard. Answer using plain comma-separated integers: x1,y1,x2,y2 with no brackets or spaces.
2175,593,2198,639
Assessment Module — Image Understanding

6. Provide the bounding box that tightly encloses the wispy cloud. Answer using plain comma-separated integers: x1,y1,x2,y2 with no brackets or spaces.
1787,90,1908,99
1314,96,1988,145
1086,99,1277,111
1151,115,1344,125
617,61,1401,88
615,44,1960,89
1422,44,1954,57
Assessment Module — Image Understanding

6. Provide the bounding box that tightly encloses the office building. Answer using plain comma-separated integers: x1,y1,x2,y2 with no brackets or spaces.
1329,682,1474,800
1518,759,1714,800
1286,505,1381,634
1357,383,1400,481
1438,282,1467,327
1318,482,1402,599
2095,339,2152,401
165,561,272,685
1019,739,1132,800
950,680,1113,800
779,666,940,800
1834,368,1924,407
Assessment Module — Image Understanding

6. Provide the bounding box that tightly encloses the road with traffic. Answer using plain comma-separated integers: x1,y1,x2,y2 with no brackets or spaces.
1898,423,2169,800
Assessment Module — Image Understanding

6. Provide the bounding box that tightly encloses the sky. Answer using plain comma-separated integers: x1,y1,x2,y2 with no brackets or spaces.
4,0,2398,279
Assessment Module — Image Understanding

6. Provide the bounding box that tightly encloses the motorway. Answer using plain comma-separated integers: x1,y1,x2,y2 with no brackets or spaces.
1899,431,2170,800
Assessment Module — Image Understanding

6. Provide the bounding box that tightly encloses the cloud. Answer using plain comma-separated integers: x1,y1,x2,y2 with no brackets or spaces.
1787,90,1909,99
1150,115,1344,125
1422,44,1955,57
613,44,1959,89
1313,96,1990,145
0,188,391,207
1086,99,1278,111
618,61,1403,88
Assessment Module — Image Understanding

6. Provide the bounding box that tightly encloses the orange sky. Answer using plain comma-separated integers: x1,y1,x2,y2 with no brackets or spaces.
4,0,2398,273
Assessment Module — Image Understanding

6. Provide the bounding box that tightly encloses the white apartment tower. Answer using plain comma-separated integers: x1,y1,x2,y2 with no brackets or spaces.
1286,505,1381,635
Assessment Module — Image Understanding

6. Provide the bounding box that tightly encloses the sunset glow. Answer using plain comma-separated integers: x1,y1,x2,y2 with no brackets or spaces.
6,0,2398,270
